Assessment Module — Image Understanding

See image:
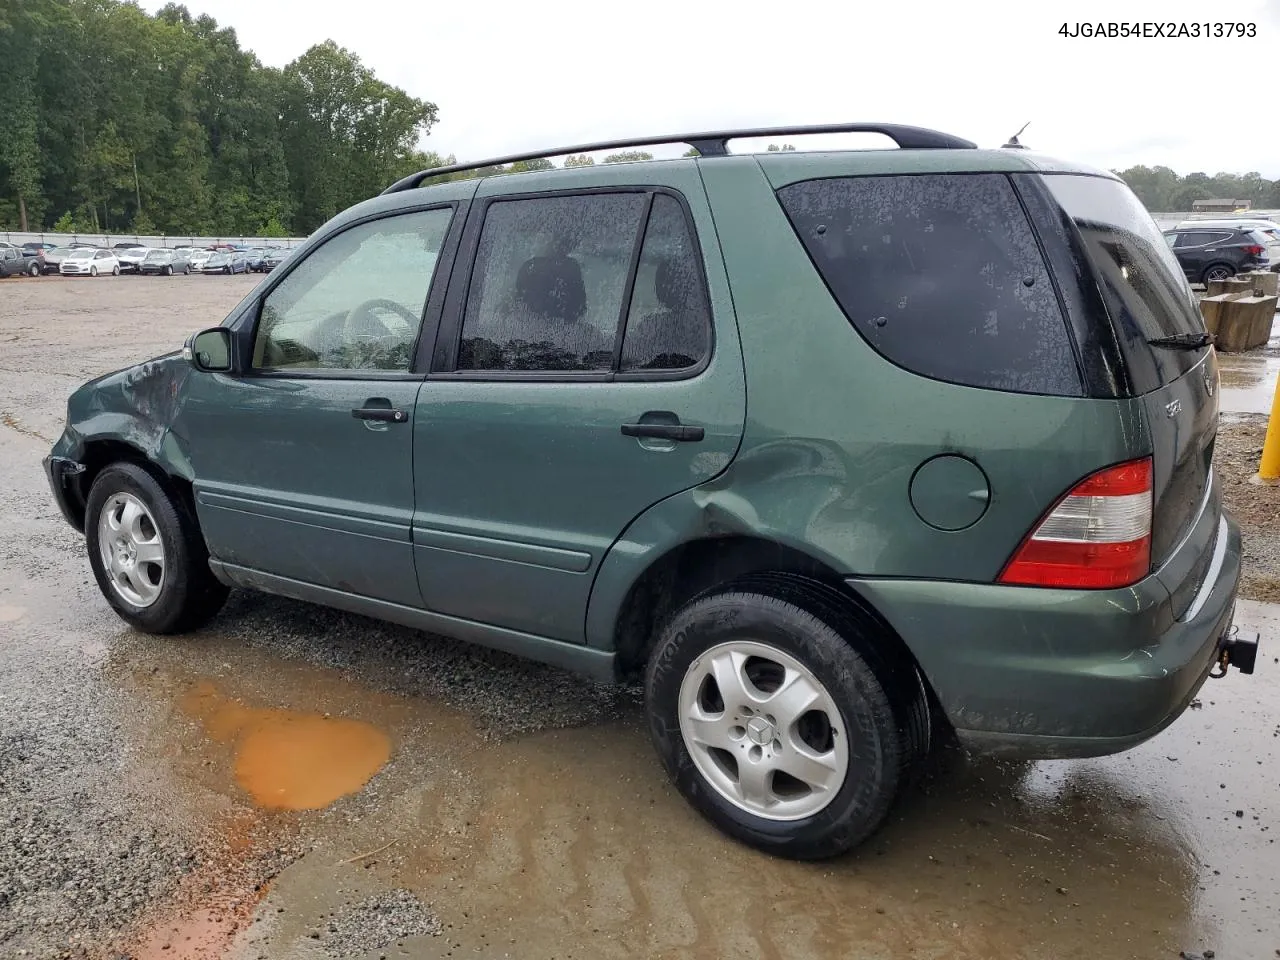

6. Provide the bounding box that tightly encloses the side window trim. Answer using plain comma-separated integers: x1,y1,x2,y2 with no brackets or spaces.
430,185,714,382
609,193,656,370
237,200,464,380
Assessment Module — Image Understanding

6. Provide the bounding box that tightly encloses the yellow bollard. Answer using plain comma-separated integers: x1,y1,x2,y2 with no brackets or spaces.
1258,363,1280,484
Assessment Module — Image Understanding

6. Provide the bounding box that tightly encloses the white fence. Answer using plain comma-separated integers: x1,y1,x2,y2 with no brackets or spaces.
0,231,308,249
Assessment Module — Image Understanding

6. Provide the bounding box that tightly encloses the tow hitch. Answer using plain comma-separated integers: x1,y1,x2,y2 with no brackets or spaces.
1209,624,1260,678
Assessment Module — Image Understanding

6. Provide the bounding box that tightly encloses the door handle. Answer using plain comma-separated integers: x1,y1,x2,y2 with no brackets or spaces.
621,421,704,442
352,399,408,423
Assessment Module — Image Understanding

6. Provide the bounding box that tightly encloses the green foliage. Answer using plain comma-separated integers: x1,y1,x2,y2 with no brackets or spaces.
1116,165,1280,211
260,215,288,238
766,143,797,152
603,151,653,164
0,0,440,235
562,154,596,167
52,211,77,233
132,211,156,235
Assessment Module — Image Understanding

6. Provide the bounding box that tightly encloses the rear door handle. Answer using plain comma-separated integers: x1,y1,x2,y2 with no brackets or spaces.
621,422,704,442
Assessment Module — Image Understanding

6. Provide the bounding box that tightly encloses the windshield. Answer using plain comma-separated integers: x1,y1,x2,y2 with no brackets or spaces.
145,250,170,261
66,249,95,260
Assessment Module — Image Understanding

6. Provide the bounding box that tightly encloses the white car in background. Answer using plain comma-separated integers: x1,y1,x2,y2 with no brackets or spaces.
188,249,215,272
59,249,121,277
115,246,150,273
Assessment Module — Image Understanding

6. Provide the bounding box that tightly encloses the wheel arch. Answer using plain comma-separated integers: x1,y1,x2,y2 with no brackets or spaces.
77,438,197,529
606,533,935,708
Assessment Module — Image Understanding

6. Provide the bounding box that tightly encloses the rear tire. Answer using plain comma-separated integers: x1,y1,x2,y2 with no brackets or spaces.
28,262,39,277
1202,263,1235,284
85,462,229,634
645,574,928,860
112,264,120,276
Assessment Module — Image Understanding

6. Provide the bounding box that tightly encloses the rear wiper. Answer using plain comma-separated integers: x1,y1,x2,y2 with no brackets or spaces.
1147,332,1215,350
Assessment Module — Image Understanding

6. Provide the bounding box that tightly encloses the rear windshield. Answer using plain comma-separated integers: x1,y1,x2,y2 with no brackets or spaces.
1041,174,1205,393
777,173,1083,396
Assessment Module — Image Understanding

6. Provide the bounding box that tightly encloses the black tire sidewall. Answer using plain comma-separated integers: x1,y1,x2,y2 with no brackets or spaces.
85,463,207,634
1203,263,1234,283
645,590,904,860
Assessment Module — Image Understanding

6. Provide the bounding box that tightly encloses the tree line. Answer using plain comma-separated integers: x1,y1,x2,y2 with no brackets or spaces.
4,2,1276,237
1114,166,1280,212
0,0,447,237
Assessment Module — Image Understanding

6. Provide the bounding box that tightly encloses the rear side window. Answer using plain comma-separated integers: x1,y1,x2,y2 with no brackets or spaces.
1175,231,1230,247
1041,174,1206,393
777,174,1082,396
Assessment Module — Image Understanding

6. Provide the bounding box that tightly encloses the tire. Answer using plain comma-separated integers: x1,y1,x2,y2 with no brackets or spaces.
84,462,229,634
645,573,928,860
164,264,173,276
89,266,98,277
112,264,120,276
28,262,40,277
1202,263,1235,284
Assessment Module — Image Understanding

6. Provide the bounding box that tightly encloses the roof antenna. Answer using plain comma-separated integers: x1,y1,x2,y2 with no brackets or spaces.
1002,121,1030,149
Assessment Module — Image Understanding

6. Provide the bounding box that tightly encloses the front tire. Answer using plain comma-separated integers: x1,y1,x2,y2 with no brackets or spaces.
645,575,927,860
89,266,98,277
112,264,121,276
164,264,173,276
29,262,40,277
85,462,229,634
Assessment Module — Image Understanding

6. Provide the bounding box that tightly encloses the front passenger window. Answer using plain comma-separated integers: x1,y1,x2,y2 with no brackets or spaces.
253,208,453,372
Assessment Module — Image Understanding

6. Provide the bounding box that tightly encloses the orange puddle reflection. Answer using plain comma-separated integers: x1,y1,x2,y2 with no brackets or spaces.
182,681,390,810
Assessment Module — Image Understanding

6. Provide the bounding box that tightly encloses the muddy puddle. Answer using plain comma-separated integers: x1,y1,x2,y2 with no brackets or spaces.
181,681,391,811
96,601,1279,960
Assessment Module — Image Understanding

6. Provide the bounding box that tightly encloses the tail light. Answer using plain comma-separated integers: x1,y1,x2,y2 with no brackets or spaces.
1242,244,1265,256
998,457,1153,589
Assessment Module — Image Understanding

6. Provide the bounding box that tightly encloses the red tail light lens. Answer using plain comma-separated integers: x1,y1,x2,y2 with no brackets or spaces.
1242,244,1265,256
998,457,1153,589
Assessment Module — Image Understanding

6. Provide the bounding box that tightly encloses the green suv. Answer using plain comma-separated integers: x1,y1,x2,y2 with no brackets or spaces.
44,123,1254,859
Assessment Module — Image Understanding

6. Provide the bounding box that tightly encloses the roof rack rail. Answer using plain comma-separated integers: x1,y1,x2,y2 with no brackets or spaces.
380,122,976,194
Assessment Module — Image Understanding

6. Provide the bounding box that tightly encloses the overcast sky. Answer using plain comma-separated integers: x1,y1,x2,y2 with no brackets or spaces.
138,0,1280,177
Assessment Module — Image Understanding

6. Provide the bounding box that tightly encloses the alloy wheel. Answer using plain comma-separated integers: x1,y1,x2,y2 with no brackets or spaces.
677,640,849,821
97,492,166,607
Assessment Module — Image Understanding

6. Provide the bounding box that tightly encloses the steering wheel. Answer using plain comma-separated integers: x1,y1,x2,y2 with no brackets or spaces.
343,298,420,338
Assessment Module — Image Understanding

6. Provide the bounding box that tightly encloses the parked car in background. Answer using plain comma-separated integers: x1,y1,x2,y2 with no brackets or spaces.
22,242,59,254
1162,225,1275,284
259,248,289,272
112,242,146,250
0,245,40,277
203,250,249,275
42,123,1252,860
243,248,267,271
140,248,192,276
40,247,74,274
116,247,151,274
68,241,97,249
187,250,215,272
59,248,120,276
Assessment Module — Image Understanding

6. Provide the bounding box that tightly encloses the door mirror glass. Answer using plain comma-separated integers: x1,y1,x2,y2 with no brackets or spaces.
185,328,233,372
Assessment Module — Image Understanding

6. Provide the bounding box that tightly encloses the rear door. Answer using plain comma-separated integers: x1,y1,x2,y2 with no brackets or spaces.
411,165,746,643
1042,175,1219,607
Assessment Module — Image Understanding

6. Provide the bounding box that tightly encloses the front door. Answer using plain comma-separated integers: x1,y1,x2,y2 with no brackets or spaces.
412,169,746,643
181,204,459,607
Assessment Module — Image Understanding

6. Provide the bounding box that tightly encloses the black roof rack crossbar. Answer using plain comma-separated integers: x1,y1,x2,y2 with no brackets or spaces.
380,122,976,194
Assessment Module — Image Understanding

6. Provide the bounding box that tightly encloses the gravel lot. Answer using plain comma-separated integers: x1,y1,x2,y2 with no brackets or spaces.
1,275,1277,960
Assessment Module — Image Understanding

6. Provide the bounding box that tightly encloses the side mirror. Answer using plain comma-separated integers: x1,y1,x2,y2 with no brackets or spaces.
183,327,233,372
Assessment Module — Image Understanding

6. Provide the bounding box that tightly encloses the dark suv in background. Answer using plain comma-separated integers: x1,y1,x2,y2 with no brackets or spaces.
1163,224,1275,284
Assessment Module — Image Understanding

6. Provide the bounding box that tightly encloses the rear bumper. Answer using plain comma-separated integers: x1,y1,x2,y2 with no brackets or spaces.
848,511,1243,759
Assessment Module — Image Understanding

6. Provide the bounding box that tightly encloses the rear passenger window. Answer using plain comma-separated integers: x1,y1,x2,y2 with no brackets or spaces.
778,173,1082,396
459,194,648,371
621,195,711,371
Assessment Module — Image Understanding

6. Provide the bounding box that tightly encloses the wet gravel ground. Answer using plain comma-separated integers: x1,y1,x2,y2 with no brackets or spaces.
1,275,1279,960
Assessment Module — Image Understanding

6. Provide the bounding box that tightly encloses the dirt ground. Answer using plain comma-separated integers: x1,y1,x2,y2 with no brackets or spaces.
1,274,1278,960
